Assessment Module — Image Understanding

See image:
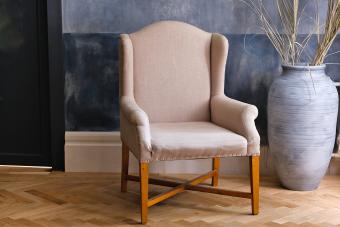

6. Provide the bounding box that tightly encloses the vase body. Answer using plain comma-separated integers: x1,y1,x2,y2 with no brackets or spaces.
268,64,338,191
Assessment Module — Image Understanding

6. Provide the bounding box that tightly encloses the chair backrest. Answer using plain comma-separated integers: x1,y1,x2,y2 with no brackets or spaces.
126,21,215,122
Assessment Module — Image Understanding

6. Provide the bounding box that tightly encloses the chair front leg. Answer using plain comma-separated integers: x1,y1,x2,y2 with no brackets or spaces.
249,156,260,215
121,142,129,192
211,157,220,187
140,163,149,224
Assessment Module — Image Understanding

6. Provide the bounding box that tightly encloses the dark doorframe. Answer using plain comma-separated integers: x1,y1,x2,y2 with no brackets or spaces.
47,0,64,170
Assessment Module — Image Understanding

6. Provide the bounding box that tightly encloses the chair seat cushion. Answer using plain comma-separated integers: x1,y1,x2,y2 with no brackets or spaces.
150,122,248,161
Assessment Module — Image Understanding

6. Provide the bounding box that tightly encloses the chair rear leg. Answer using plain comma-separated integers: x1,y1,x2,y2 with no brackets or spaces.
140,163,149,224
249,156,260,215
211,157,220,187
121,142,129,192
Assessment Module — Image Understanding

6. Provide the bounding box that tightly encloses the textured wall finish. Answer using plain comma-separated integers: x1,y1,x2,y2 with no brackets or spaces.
62,0,327,34
62,0,340,137
62,0,260,34
64,34,120,130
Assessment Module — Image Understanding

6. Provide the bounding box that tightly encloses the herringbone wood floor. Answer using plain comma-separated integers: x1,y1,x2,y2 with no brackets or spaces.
0,172,339,226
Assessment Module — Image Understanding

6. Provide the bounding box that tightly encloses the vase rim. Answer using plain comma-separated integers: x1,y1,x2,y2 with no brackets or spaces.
282,63,326,71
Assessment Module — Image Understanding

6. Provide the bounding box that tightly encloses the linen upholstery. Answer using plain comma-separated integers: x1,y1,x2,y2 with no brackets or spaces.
129,21,212,122
120,96,152,161
119,21,260,163
211,96,260,155
150,122,248,161
210,32,260,155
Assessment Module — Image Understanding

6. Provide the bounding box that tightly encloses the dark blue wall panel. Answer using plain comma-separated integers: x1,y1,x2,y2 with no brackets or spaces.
64,33,120,131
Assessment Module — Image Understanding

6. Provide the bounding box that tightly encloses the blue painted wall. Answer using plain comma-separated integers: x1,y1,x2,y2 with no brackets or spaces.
64,34,120,130
62,0,340,143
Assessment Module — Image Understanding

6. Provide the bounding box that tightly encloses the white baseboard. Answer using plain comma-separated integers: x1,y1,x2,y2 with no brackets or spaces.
65,131,123,173
65,131,339,175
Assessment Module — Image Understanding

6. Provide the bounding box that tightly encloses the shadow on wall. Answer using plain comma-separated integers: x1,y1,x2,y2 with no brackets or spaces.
63,33,340,144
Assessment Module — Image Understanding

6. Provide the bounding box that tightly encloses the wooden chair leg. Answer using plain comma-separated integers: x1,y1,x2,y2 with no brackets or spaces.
121,142,129,193
211,157,220,187
249,156,260,215
140,163,149,224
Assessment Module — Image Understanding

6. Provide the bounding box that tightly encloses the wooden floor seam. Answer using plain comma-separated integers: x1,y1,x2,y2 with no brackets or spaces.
0,172,339,226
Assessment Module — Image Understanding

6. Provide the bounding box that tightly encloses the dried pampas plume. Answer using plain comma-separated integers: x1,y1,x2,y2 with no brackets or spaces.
242,0,340,66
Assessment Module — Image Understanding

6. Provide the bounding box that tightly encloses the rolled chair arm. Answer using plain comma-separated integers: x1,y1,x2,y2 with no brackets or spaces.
120,96,150,126
211,95,260,155
120,96,152,161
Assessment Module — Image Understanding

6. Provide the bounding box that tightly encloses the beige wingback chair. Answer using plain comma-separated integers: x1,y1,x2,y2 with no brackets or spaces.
119,21,260,224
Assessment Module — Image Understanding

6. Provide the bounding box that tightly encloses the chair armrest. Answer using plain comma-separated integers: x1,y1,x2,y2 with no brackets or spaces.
211,95,260,151
120,96,152,162
120,96,150,126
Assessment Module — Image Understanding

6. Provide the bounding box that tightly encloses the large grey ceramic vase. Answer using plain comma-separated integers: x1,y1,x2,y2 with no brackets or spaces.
268,64,338,191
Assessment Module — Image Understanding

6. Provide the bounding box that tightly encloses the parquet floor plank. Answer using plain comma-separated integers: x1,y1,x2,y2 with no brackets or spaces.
0,172,339,226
